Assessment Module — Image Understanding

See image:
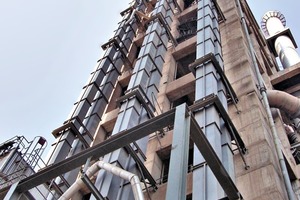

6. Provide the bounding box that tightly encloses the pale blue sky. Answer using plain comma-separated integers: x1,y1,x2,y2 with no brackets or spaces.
0,1,130,147
0,1,299,150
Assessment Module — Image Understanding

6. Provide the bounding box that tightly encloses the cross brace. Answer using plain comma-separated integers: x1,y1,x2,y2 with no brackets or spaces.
1,101,245,200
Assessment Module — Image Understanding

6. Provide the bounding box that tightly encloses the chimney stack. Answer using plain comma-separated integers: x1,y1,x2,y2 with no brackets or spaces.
261,11,300,68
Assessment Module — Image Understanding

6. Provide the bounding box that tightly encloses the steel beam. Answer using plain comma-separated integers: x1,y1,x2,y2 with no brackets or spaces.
0,103,246,200
81,174,105,200
125,145,157,190
166,104,190,200
190,116,243,200
212,0,226,22
189,94,247,154
13,109,176,193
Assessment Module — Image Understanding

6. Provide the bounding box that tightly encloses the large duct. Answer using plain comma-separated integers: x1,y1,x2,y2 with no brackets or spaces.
261,11,300,68
267,90,300,119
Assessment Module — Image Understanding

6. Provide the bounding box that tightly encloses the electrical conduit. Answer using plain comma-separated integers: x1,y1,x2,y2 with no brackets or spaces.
236,0,295,199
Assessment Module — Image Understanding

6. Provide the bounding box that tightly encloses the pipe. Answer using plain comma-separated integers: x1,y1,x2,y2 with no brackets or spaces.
275,35,300,68
284,124,299,144
58,161,144,200
236,0,296,199
293,118,300,132
267,90,300,119
261,11,300,69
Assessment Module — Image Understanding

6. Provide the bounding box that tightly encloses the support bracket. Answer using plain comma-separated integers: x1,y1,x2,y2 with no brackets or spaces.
8,103,244,200
189,94,247,155
52,117,93,149
146,13,178,47
120,6,134,17
189,52,239,104
212,0,226,22
81,174,106,200
125,145,157,190
101,38,132,69
116,85,156,118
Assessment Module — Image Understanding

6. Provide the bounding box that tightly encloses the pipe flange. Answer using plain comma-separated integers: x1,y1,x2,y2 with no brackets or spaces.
259,85,267,94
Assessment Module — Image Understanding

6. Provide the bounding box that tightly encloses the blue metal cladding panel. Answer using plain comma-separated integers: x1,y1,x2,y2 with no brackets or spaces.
92,1,175,199
192,0,235,199
45,3,140,196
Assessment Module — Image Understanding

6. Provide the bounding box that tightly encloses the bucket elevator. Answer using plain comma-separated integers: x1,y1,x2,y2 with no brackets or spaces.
1,0,300,199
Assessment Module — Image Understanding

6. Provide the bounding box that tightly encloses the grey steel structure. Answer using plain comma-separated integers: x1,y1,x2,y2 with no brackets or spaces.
2,0,300,199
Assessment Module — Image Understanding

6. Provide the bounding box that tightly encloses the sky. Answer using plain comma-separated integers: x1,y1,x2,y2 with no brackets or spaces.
0,1,299,155
0,1,130,149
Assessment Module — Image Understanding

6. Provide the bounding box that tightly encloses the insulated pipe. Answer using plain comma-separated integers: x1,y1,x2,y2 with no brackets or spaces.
267,90,300,119
261,11,300,68
236,0,295,199
58,161,144,200
275,35,300,68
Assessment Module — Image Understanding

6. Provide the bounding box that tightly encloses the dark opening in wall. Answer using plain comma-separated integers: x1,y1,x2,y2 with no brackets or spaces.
135,46,141,59
176,6,197,43
106,83,128,113
157,146,171,184
177,17,197,43
293,150,300,165
183,0,197,9
175,52,196,79
157,143,194,184
82,193,91,200
172,94,194,108
186,193,193,200
187,146,194,172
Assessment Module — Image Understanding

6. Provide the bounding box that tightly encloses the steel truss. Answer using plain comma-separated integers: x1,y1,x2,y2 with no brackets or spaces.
1,97,246,200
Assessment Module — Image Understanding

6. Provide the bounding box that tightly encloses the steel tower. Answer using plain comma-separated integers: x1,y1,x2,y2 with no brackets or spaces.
1,0,300,199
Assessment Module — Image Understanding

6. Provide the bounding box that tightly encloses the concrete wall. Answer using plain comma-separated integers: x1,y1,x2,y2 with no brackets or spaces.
220,0,295,199
143,0,299,199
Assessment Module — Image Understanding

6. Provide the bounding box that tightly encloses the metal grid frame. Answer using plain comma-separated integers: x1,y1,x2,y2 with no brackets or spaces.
2,100,245,199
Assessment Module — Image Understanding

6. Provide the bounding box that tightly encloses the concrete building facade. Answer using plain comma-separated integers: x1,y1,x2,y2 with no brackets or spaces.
1,0,300,199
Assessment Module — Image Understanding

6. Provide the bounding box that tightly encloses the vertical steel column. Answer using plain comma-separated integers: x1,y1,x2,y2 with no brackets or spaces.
166,104,190,200
192,0,233,199
91,1,174,199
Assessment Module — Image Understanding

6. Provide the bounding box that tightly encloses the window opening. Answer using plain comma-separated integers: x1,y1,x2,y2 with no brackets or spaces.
183,0,197,9
177,17,197,43
157,146,171,184
172,94,195,108
175,52,196,79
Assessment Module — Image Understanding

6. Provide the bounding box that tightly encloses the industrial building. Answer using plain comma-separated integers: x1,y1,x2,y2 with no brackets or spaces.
1,0,300,199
